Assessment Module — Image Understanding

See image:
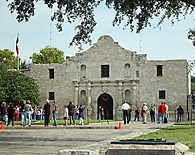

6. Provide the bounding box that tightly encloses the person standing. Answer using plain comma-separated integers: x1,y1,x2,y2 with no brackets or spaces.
67,101,75,125
74,105,79,120
176,105,184,122
142,103,149,124
121,100,130,124
101,108,105,120
128,102,132,123
20,100,26,126
78,105,84,125
157,102,166,123
134,107,140,121
14,105,19,121
7,103,15,126
44,99,51,127
164,103,169,123
24,100,32,127
150,104,156,122
52,100,59,126
63,105,69,126
0,102,7,125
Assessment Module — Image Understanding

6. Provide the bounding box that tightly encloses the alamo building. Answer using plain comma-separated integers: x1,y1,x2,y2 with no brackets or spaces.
24,35,191,121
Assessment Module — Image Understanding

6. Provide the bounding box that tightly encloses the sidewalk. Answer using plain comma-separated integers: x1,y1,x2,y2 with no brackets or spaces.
0,121,180,155
3,120,174,130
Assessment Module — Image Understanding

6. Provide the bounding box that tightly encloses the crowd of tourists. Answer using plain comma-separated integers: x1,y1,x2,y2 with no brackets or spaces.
0,100,44,127
0,99,85,127
43,99,84,127
1,99,184,127
122,100,184,124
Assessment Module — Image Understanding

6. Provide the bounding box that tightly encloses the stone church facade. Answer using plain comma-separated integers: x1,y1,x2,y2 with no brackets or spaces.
24,35,191,121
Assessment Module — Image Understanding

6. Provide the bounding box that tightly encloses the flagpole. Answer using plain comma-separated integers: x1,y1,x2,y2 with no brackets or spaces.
17,54,19,71
16,33,19,71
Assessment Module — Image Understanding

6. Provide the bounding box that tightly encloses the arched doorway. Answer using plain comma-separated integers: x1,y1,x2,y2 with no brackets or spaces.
97,93,113,120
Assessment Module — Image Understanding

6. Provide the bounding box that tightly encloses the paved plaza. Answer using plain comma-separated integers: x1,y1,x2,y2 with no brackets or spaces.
0,121,180,155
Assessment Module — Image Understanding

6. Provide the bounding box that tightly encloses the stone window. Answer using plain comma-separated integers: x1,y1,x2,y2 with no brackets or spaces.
136,71,139,78
124,63,130,78
124,89,131,102
49,69,54,79
49,92,55,100
157,65,163,76
159,90,165,99
80,90,87,106
101,65,109,78
80,65,86,79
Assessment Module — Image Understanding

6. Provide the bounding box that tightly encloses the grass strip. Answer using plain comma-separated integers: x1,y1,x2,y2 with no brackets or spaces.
132,125,195,152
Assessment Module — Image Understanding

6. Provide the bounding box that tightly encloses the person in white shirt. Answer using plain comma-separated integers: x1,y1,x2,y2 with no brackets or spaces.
63,105,69,126
121,100,130,124
142,102,149,124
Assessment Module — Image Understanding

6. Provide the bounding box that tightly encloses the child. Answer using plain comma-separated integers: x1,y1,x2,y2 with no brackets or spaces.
63,105,69,126
78,105,84,125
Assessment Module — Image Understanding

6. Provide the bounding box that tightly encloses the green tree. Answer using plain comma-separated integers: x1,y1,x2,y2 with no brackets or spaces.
30,46,65,64
6,0,195,48
20,60,29,69
0,49,17,69
192,76,195,82
0,65,40,106
191,76,195,91
188,28,195,46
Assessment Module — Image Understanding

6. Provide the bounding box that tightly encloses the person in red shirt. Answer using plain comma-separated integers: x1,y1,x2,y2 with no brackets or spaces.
14,105,19,121
157,102,166,123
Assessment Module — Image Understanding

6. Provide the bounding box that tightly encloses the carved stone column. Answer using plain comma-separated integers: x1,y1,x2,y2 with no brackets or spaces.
87,82,93,119
74,82,79,105
131,81,137,106
118,81,123,106
116,81,123,120
87,82,92,107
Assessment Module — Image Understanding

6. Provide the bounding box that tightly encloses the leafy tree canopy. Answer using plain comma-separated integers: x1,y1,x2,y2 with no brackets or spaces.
0,64,40,106
30,46,65,64
0,49,29,69
6,0,195,48
0,49,17,69
20,60,29,69
192,76,195,82
188,28,195,46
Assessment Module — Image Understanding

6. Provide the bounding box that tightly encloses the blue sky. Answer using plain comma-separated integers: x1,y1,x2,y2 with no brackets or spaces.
0,1,194,66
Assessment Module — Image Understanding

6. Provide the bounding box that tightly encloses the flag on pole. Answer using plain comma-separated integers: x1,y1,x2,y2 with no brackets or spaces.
16,35,19,54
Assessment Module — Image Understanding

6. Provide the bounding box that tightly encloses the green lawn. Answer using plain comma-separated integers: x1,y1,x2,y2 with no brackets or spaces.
12,119,118,125
132,125,195,152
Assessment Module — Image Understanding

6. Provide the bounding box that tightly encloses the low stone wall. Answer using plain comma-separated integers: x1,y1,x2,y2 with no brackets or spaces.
106,139,188,155
58,140,189,155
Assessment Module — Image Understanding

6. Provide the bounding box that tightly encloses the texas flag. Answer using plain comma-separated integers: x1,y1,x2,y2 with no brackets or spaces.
16,36,19,54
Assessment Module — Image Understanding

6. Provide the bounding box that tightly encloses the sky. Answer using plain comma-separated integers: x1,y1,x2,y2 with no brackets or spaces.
0,1,195,68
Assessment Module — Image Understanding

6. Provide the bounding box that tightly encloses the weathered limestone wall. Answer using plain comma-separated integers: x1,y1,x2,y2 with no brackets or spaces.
28,64,75,117
24,35,191,121
139,60,190,120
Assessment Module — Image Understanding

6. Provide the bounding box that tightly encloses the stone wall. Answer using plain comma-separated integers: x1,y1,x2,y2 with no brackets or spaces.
24,35,191,121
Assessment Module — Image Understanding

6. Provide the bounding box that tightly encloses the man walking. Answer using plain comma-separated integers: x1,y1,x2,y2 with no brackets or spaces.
23,100,32,127
44,99,51,127
122,100,130,124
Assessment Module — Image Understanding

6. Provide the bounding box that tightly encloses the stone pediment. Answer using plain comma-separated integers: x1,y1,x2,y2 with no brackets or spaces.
67,35,143,62
83,35,135,55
